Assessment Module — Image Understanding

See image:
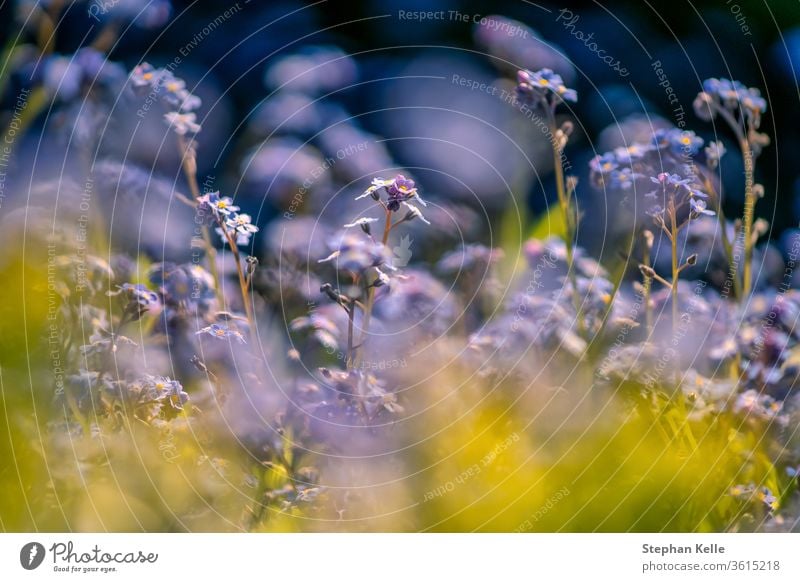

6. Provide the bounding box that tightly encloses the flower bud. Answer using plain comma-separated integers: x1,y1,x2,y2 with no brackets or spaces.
639,264,657,279
642,230,654,250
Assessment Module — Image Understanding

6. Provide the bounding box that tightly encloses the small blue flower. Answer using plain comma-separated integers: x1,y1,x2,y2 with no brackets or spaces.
608,167,640,190
160,75,202,112
704,140,726,167
198,191,239,217
517,68,577,104
196,323,246,343
650,172,690,188
696,78,767,124
689,197,715,216
149,262,217,315
226,213,258,236
739,87,767,116
612,143,651,163
129,62,161,91
758,487,778,511
653,128,704,156
589,152,618,174
164,111,201,135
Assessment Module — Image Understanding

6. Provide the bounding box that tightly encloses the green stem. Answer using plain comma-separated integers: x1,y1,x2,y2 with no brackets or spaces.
548,114,583,337
642,238,653,338
739,138,755,297
218,222,258,347
1,86,47,148
674,391,699,452
176,136,224,307
64,383,91,441
714,104,753,299
670,206,679,338
699,170,741,301
353,207,392,369
346,305,355,370
0,39,23,103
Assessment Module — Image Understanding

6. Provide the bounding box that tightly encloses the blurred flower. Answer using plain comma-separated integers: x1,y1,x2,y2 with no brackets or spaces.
108,283,161,321
589,152,618,174
218,213,259,246
438,243,504,273
248,92,347,139
733,389,782,420
704,141,726,168
240,138,329,209
516,68,578,106
164,111,201,135
695,78,767,130
290,306,345,351
89,0,172,29
130,62,160,90
162,76,202,112
109,374,188,421
196,323,246,344
149,262,217,316
653,128,704,156
44,48,125,102
264,46,357,95
319,231,392,276
474,15,575,83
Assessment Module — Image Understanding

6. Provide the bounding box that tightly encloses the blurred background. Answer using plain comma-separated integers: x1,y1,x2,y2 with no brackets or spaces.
2,0,797,239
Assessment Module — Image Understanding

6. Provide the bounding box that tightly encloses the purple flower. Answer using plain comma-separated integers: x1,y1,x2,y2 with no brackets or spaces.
356,174,429,217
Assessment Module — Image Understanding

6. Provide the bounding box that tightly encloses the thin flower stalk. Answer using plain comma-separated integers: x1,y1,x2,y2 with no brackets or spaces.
694,78,769,297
